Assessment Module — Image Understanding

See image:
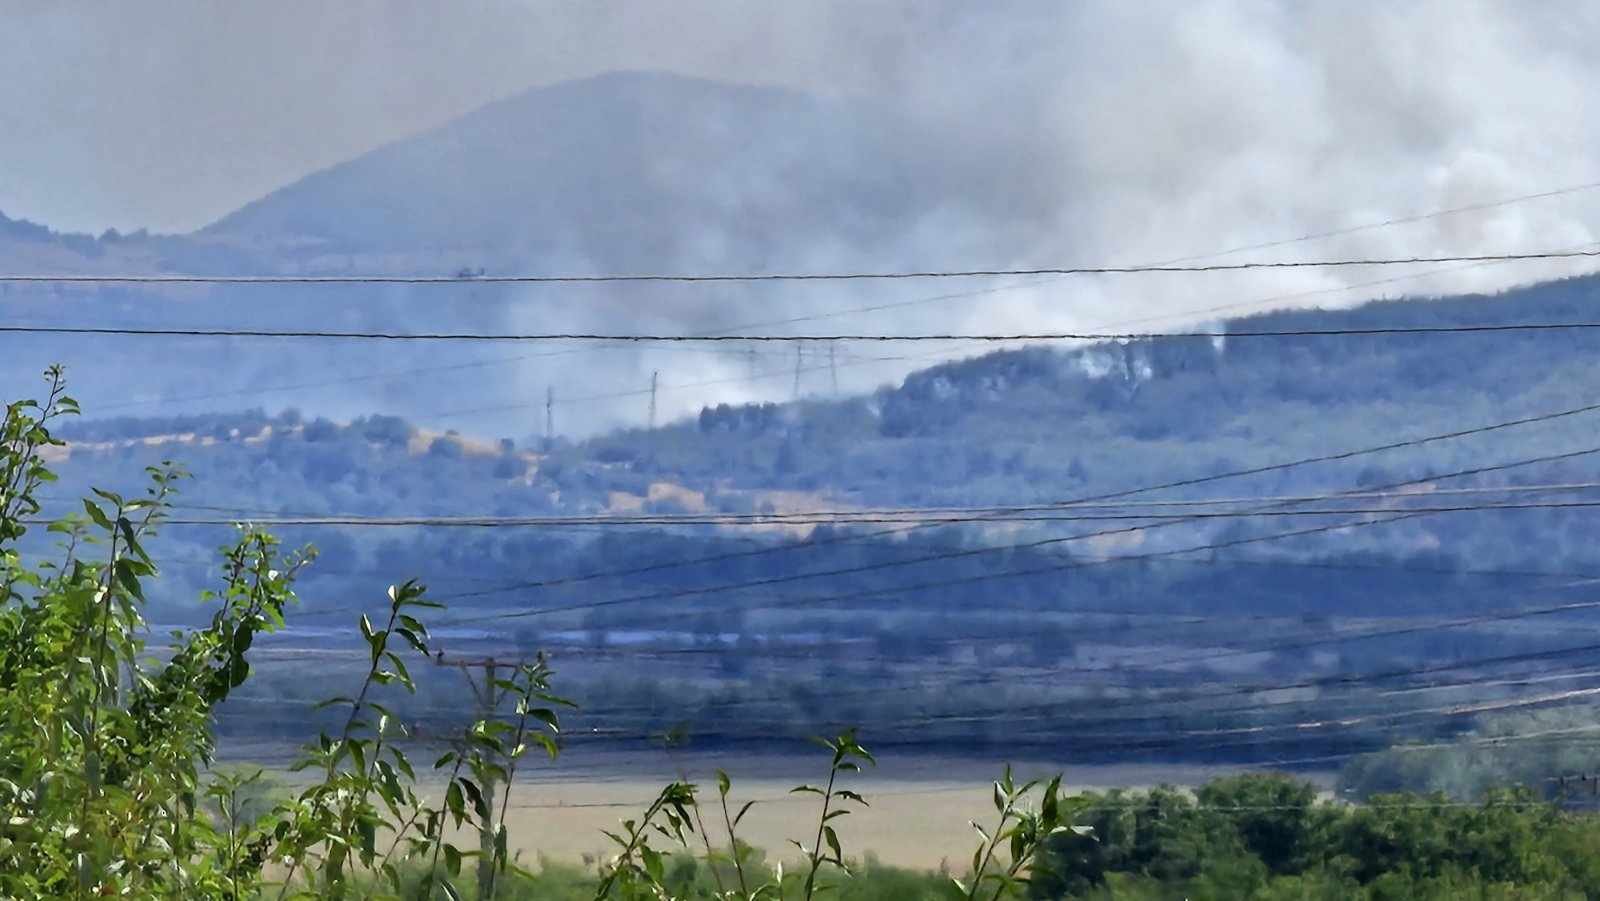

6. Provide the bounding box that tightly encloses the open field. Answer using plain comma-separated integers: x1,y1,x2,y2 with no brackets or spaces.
237,746,1334,870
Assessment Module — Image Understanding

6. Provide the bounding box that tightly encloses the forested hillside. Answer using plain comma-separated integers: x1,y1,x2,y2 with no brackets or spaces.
13,273,1600,779
47,271,1600,580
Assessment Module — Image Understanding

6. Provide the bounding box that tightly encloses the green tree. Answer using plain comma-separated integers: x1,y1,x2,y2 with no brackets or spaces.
0,368,569,898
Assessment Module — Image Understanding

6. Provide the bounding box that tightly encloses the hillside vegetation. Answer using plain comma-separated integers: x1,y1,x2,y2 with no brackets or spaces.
6,276,1596,770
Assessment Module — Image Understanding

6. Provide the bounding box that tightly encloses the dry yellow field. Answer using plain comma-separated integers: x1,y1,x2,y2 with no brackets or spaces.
384,750,1334,871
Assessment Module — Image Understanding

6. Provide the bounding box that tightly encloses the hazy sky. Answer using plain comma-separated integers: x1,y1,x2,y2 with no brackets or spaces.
0,1,982,233
6,0,1598,240
8,1,1600,434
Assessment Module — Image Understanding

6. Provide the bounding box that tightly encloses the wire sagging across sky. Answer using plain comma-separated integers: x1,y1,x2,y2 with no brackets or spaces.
4,247,1599,285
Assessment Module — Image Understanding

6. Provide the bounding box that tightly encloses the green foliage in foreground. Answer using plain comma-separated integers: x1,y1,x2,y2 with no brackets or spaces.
0,372,1084,900
7,368,1600,901
243,778,1600,900
1035,776,1600,900
0,370,569,899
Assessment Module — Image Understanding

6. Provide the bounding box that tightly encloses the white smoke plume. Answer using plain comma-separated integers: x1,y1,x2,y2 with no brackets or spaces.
3,1,1599,436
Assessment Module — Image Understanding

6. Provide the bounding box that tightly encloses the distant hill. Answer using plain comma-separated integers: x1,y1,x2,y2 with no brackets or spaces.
30,275,1600,760
0,71,1049,430
44,272,1600,599
197,71,998,275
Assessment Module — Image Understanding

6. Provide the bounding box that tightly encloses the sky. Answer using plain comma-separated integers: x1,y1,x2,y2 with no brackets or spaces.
1,0,976,234
3,1,1596,236
6,0,1600,434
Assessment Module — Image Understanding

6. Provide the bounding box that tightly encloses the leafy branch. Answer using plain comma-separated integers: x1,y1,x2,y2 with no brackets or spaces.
792,729,873,901
957,766,1090,900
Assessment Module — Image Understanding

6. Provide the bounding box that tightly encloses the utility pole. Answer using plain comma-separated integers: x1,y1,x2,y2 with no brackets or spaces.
544,386,554,446
648,370,659,428
792,344,803,400
829,341,839,396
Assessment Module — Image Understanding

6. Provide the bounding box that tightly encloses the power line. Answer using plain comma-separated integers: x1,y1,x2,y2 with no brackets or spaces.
1158,181,1600,263
136,497,1600,529
156,481,1600,525
1078,241,1600,333
207,701,1600,770
421,342,944,420
712,182,1600,333
5,248,1598,285
914,648,1600,728
137,402,1600,630
638,539,1600,711
281,408,1600,618
61,396,1600,532
743,682,1600,741
427,512,1424,625
288,513,1431,624
488,636,1600,727
213,667,1600,768
73,183,1600,413
482,497,1529,628
19,319,1600,343
85,342,825,414
204,615,1600,756
148,444,1600,635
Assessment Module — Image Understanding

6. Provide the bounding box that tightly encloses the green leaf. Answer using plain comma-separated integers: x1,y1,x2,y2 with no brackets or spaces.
90,487,124,507
460,777,489,821
118,518,151,564
641,844,665,883
530,733,560,759
529,707,561,733
1041,775,1062,823
358,816,377,856
390,746,416,780
384,650,414,689
81,499,112,532
823,825,843,863
393,626,428,655
113,558,144,602
446,780,466,824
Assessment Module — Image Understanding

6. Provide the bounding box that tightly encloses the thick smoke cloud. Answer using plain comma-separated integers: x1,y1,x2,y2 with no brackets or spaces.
4,1,1600,436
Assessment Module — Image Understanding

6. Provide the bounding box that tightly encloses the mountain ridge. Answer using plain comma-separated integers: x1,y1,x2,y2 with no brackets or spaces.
193,70,980,274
